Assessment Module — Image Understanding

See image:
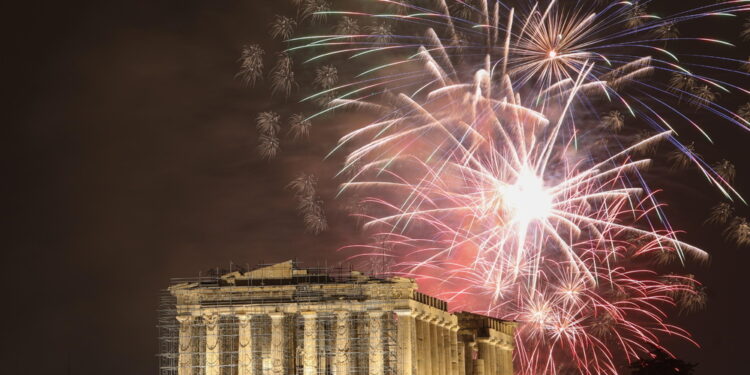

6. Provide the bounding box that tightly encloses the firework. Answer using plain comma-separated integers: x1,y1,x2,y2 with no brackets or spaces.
270,53,295,98
738,102,750,125
653,21,679,40
299,0,330,24
725,216,750,246
237,44,264,87
256,111,281,159
333,16,360,36
336,61,709,372
706,202,734,225
288,113,313,140
289,173,329,235
713,159,736,184
270,15,296,40
667,142,698,170
688,84,718,109
313,65,339,105
256,111,281,135
664,275,707,315
601,110,625,132
244,0,750,373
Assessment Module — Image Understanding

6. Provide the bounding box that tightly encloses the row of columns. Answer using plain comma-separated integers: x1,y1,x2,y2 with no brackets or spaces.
177,310,386,375
409,310,461,375
477,338,513,375
177,309,509,375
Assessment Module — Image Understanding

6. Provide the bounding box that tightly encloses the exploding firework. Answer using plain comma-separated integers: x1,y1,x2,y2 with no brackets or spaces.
243,0,750,373
288,173,329,234
237,44,264,87
336,65,704,374
706,202,734,225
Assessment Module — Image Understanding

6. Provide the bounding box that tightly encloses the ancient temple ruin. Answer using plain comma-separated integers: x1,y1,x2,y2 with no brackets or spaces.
158,261,515,375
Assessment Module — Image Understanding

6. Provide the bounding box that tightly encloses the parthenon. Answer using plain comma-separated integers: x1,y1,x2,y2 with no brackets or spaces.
158,261,515,375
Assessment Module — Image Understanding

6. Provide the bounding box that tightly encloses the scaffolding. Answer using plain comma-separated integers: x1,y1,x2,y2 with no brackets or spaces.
157,262,403,375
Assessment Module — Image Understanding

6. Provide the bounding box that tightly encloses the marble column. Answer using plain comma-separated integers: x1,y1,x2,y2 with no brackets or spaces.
449,324,459,375
415,313,428,375
473,359,485,375
367,310,385,375
409,311,419,375
437,320,448,375
493,344,504,375
238,315,256,375
204,314,221,375
488,341,497,375
334,311,351,375
500,345,513,375
441,322,451,375
477,339,491,375
429,317,440,375
268,312,286,375
394,310,416,375
177,315,195,375
301,312,318,375
456,337,466,375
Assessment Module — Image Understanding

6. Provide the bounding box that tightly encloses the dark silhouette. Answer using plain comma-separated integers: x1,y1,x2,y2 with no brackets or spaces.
630,349,697,375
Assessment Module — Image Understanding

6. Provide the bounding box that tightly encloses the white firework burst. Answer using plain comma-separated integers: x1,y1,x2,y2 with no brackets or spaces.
689,84,718,109
256,111,281,135
299,0,330,24
706,202,734,225
257,133,280,160
725,216,750,247
334,16,360,36
738,102,750,126
237,44,264,87
601,110,625,132
366,22,394,44
288,113,312,140
270,53,296,98
654,21,679,40
713,159,736,184
270,15,296,40
667,142,698,170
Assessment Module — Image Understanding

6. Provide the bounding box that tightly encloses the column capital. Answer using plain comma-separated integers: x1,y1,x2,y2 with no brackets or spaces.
238,314,252,322
203,313,220,326
268,311,286,319
334,310,351,318
176,315,194,324
393,308,415,317
300,311,318,318
367,309,386,318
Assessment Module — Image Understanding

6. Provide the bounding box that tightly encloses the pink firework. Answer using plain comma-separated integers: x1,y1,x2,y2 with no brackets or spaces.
337,62,704,374
274,0,750,373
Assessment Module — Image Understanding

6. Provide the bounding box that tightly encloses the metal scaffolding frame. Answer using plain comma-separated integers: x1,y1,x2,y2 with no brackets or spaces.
157,262,402,375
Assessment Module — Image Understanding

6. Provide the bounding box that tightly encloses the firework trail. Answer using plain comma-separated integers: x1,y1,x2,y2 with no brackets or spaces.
245,0,750,373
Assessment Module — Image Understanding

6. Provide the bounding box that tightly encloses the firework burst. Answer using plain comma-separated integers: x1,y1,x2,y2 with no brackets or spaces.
335,60,706,373
244,0,750,373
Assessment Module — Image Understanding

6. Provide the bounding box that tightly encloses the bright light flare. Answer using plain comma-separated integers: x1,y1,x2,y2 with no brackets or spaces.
499,168,553,223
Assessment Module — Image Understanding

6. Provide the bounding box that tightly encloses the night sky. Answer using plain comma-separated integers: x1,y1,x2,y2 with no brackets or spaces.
6,1,750,374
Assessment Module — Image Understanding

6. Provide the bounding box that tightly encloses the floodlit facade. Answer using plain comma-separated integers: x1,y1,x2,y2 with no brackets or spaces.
158,261,515,375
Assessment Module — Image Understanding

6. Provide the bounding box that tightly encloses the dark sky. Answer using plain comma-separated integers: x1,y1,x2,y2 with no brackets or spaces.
5,0,750,374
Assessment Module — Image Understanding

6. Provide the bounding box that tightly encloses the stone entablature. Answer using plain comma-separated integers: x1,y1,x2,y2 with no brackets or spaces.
164,261,515,375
